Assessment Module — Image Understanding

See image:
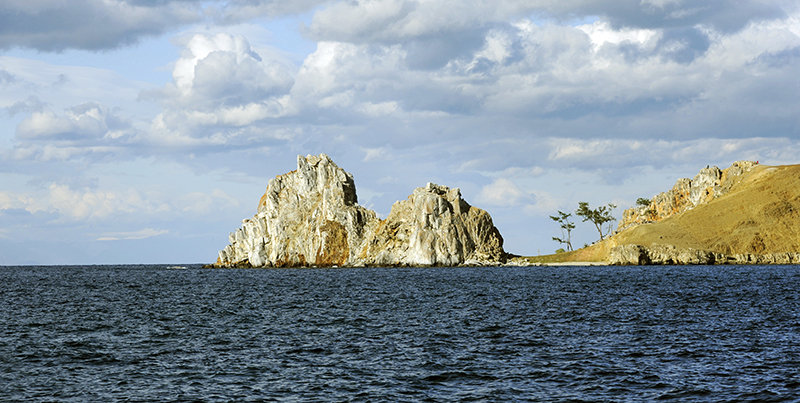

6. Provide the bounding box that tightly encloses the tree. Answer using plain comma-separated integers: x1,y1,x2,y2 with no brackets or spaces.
636,197,655,217
576,201,617,241
549,210,575,251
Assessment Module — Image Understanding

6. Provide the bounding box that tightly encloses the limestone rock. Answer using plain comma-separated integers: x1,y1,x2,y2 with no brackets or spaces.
217,154,378,267
215,154,506,267
361,183,506,266
617,161,757,232
608,244,650,265
609,244,800,265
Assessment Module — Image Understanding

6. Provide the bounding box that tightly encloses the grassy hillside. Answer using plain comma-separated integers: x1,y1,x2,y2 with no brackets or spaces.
525,163,800,264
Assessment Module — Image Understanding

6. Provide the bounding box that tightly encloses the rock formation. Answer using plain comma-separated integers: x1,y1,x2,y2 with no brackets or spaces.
361,183,506,266
215,154,507,267
609,244,800,266
617,161,757,232
217,154,378,268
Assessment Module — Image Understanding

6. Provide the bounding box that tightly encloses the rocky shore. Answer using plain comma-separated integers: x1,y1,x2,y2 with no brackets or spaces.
609,244,800,265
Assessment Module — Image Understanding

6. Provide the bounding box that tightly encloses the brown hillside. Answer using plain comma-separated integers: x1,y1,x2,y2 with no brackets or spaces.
607,164,800,256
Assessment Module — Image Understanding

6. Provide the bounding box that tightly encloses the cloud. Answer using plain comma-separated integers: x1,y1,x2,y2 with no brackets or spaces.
0,182,249,224
10,103,136,162
46,184,162,221
361,146,388,162
97,228,168,241
209,0,332,24
147,33,297,146
477,178,529,207
179,189,240,215
0,69,16,85
16,103,128,140
168,33,293,107
307,0,788,45
0,0,201,51
0,0,335,52
3,3,797,176
0,0,789,53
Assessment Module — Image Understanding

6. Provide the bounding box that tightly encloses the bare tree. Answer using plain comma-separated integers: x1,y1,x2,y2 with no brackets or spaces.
549,210,575,251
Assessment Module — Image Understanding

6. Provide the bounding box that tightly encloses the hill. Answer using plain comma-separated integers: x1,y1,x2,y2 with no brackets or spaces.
521,162,800,265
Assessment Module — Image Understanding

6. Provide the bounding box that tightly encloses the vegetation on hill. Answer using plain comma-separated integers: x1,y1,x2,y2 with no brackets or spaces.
528,163,800,264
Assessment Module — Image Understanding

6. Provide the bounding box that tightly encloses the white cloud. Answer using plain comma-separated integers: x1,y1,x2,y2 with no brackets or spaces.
46,184,159,220
180,189,240,215
16,103,126,140
168,33,294,108
361,146,387,161
477,178,528,207
97,228,169,241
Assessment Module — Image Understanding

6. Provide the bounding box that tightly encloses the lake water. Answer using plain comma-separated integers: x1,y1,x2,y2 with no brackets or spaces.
1,265,799,401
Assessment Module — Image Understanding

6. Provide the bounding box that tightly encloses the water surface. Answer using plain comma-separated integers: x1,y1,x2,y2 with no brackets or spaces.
1,265,799,401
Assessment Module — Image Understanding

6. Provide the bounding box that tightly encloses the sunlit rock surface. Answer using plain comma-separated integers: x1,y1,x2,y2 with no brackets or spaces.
617,161,757,232
215,154,506,267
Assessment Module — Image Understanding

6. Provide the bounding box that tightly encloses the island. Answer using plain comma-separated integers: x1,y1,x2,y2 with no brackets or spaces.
213,154,507,267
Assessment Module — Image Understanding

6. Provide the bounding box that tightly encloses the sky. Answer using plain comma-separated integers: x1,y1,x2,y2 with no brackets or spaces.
0,0,799,264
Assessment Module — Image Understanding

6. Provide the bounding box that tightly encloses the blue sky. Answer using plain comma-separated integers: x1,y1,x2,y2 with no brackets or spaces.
1,0,799,264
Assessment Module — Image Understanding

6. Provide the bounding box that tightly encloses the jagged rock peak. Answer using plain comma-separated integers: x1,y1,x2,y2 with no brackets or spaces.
617,160,757,233
257,153,357,213
362,182,506,266
217,154,378,268
215,155,507,268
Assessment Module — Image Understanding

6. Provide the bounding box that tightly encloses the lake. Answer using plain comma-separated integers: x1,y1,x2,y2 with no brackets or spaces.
1,265,799,401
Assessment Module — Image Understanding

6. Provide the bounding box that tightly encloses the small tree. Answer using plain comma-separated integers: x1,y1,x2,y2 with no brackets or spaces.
576,201,617,241
549,210,575,251
636,197,655,217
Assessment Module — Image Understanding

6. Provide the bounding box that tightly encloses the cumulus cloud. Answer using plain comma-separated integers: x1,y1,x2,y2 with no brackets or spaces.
168,33,293,107
10,103,136,162
148,33,298,146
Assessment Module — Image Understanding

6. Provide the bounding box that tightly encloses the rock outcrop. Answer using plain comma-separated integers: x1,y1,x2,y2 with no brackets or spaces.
215,154,507,267
361,183,506,266
609,244,800,265
617,161,757,232
217,154,378,268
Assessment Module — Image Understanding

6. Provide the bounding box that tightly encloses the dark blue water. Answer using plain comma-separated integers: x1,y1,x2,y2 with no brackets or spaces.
1,265,800,401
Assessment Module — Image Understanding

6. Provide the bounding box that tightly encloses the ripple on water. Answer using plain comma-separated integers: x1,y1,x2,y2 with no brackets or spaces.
1,264,800,401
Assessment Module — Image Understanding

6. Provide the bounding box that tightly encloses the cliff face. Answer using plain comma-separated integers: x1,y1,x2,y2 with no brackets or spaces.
217,154,378,267
216,154,506,267
361,183,506,266
617,161,757,232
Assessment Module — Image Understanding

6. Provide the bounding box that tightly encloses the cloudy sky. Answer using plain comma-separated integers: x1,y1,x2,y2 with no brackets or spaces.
1,0,798,264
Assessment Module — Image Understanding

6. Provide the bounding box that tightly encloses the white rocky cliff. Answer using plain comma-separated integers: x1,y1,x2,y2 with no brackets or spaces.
361,183,506,266
215,154,507,267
